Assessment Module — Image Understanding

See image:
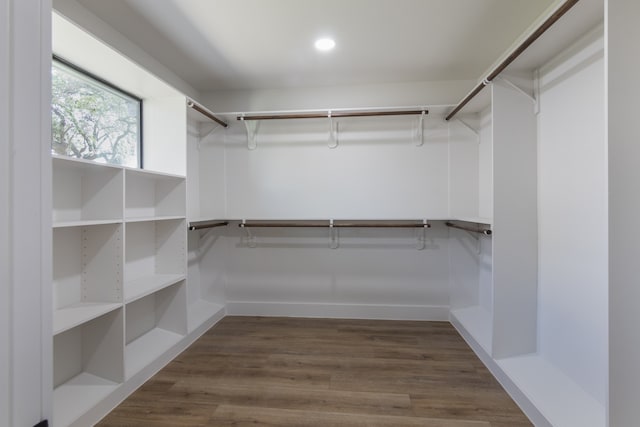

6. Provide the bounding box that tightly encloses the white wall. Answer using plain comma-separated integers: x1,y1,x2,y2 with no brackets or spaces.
608,0,640,423
222,116,449,219
537,28,607,405
2,0,53,425
222,224,450,320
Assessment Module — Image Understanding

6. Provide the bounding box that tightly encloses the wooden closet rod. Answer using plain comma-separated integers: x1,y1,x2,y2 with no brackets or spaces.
239,221,432,229
237,110,428,121
445,222,492,235
187,100,228,128
188,220,229,231
445,0,580,121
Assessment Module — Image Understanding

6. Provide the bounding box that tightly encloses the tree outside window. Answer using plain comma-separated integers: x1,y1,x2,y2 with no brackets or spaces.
51,59,141,167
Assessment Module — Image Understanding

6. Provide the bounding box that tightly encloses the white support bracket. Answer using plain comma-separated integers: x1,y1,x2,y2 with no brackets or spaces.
415,110,426,147
328,111,339,149
240,220,257,248
329,219,339,249
496,77,538,110
415,219,429,250
240,116,259,150
197,123,222,150
455,118,481,143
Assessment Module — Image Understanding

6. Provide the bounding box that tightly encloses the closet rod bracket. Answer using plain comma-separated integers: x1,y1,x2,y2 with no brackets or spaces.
329,219,339,249
240,115,259,150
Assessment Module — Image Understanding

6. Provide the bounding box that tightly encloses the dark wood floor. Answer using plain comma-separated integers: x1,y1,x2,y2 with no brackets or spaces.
97,317,532,427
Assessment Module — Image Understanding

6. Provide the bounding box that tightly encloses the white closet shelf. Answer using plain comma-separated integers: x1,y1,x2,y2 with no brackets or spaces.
53,219,122,228
450,217,493,226
53,372,119,427
125,328,183,379
124,167,185,180
124,215,185,223
53,302,122,335
187,300,225,332
450,306,493,353
124,274,185,303
496,354,606,427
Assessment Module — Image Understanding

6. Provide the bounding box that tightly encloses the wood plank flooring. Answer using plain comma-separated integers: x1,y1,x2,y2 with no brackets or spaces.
97,317,532,426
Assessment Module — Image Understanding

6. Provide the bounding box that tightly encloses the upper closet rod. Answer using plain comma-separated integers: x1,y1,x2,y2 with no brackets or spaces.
445,222,492,236
187,100,228,128
237,109,428,121
445,0,580,121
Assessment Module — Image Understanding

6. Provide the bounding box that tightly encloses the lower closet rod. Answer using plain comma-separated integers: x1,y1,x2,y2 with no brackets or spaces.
188,220,229,231
445,222,492,235
239,221,431,228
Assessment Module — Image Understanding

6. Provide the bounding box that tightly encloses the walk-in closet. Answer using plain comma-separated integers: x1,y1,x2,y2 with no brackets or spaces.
3,0,640,426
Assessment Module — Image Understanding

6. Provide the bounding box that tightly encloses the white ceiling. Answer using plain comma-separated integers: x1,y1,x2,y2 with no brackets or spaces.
75,0,557,92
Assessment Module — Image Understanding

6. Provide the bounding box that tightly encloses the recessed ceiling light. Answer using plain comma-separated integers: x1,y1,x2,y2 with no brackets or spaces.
314,38,336,51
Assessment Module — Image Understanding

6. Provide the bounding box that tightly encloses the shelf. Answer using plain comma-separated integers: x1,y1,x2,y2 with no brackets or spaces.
125,215,186,223
125,219,185,282
187,300,225,332
124,274,186,303
53,372,119,427
52,156,123,224
53,310,124,426
125,169,185,219
53,224,122,313
450,306,493,353
53,219,122,228
451,216,493,226
54,302,122,335
497,354,606,427
125,328,183,378
124,282,187,378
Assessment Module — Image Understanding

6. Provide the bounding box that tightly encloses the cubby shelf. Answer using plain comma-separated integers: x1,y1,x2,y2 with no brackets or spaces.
125,328,183,379
52,156,123,225
124,274,186,303
53,309,124,427
53,302,122,335
53,219,123,228
125,215,186,223
187,300,225,333
53,373,119,427
124,282,187,379
125,169,186,220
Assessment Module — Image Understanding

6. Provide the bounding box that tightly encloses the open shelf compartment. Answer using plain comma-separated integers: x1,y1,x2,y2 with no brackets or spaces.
53,309,124,427
125,168,185,220
124,219,186,303
52,156,123,226
124,281,187,379
53,223,123,335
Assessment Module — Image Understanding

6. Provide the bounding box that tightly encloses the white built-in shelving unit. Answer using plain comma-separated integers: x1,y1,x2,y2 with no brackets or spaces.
51,156,190,426
50,11,228,426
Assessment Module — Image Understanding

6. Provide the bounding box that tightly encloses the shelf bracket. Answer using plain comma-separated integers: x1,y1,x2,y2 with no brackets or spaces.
197,123,223,150
241,116,259,150
328,111,339,149
329,219,339,249
415,219,429,250
415,110,426,147
496,77,538,109
240,220,257,248
455,118,481,143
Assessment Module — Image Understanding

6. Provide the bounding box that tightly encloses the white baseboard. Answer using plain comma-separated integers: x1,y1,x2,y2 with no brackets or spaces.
450,314,552,427
226,301,449,321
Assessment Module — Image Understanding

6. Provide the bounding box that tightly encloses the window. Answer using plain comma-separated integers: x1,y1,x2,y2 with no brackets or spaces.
51,57,142,167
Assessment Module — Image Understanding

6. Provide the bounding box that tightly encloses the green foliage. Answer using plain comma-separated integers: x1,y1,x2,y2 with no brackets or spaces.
51,62,140,166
